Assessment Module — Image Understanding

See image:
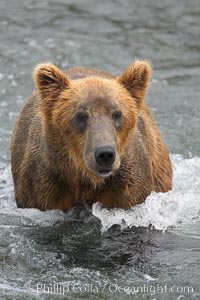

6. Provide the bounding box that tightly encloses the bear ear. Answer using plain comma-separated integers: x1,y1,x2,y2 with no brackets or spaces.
118,60,151,107
34,63,70,99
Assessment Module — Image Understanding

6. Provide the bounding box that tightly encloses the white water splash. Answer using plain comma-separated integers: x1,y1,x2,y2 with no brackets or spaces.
92,155,200,232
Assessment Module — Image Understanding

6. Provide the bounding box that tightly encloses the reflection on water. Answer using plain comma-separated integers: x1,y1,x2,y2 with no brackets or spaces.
0,0,200,299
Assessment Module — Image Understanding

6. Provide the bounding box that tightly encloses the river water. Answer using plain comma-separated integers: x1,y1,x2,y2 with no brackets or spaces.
0,0,200,299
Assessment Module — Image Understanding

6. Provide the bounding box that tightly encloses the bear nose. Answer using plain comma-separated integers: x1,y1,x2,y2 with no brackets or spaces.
95,146,116,166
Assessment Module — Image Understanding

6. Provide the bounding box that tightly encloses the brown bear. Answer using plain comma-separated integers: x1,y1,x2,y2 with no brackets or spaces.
10,61,172,211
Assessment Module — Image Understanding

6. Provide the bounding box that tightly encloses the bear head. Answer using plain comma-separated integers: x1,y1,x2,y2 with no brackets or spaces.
34,61,151,184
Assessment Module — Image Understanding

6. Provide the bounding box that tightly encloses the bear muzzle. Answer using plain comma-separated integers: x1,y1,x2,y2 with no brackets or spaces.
94,145,117,178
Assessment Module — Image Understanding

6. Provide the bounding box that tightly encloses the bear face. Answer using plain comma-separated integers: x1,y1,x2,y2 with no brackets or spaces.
34,61,151,185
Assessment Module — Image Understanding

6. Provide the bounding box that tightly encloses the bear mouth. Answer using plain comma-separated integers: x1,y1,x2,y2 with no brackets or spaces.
96,169,112,178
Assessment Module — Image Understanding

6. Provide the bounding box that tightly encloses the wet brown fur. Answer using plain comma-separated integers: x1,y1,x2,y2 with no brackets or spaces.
10,61,172,211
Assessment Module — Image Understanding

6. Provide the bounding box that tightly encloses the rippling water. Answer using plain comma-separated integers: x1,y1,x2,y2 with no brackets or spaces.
0,0,200,299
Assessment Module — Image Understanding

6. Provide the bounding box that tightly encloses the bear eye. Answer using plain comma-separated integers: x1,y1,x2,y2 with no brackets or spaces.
112,110,122,121
75,111,88,123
